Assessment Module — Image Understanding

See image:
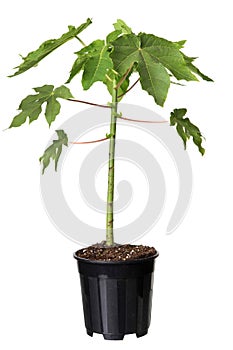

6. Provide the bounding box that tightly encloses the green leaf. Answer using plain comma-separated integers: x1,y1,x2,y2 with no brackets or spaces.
45,95,61,125
54,85,73,99
39,130,68,174
9,19,92,77
113,19,132,34
182,54,213,82
174,40,187,49
66,55,87,83
106,30,122,44
170,108,205,155
66,40,104,83
9,85,73,128
139,33,198,81
82,43,113,90
111,34,170,106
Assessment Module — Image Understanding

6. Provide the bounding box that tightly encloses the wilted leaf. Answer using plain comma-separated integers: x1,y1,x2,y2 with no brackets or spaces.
9,19,92,77
170,108,205,155
39,130,68,174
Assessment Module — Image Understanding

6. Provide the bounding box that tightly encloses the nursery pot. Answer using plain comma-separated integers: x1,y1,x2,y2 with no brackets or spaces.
74,250,159,340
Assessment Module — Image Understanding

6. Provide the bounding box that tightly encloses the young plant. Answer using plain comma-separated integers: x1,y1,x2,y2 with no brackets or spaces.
8,18,213,246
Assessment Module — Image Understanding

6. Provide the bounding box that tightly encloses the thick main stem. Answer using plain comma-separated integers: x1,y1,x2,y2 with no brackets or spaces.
106,80,118,246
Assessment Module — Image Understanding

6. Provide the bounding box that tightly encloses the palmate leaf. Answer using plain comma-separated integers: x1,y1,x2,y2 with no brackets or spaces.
111,34,171,106
10,84,73,128
9,19,92,77
170,108,205,155
110,33,213,106
39,130,68,174
67,19,133,87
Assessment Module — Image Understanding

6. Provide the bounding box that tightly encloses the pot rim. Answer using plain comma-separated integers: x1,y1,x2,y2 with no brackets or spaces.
73,250,159,265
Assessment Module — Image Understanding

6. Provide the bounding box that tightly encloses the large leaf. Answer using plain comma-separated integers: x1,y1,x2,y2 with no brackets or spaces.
10,85,73,128
170,108,205,155
39,130,68,174
111,34,171,106
9,19,92,77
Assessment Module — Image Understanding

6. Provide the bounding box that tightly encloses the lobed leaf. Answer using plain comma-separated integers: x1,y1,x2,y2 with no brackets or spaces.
111,33,171,106
39,130,68,174
9,19,92,77
10,85,73,128
170,108,205,155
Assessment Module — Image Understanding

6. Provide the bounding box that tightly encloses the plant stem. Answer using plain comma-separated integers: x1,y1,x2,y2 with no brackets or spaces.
106,79,118,246
67,98,110,109
75,36,86,47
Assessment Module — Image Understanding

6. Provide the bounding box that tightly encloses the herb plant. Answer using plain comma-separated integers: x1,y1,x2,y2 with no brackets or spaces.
8,18,212,246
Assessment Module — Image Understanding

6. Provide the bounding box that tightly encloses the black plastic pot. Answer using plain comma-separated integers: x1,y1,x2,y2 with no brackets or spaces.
74,250,159,340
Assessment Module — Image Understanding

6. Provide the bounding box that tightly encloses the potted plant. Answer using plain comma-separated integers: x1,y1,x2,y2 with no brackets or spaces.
8,18,212,340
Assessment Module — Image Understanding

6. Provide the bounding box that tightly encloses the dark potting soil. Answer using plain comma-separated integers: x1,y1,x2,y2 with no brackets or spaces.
75,243,156,261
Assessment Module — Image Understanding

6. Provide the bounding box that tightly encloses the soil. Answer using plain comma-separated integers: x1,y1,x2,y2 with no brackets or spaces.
75,243,157,262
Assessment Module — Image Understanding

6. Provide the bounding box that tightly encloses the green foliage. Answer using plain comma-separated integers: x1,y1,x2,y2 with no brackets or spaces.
110,33,202,106
9,18,213,174
9,19,92,77
113,19,132,34
10,85,73,128
170,108,205,155
104,71,130,100
82,44,113,90
182,54,213,82
39,130,68,174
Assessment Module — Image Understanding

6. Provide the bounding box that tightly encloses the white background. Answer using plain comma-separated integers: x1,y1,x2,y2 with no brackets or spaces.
1,0,232,349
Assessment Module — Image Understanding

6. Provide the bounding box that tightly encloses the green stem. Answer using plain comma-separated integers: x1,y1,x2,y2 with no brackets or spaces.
106,79,118,246
75,36,86,47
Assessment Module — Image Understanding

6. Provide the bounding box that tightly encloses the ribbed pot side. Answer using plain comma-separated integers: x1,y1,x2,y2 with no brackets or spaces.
74,251,159,340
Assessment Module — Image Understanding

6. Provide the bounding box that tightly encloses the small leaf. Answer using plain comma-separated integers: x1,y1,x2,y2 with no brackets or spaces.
170,108,205,155
39,130,68,174
9,85,73,128
113,19,132,34
9,19,92,77
54,85,73,99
